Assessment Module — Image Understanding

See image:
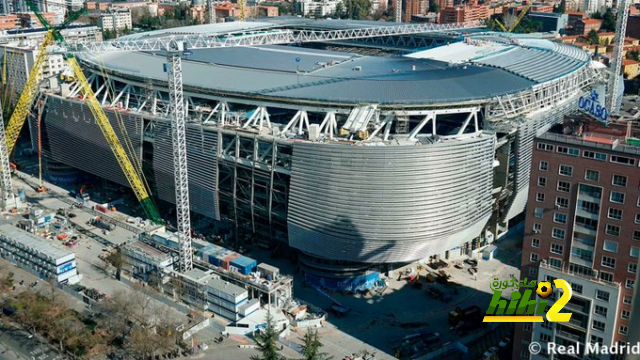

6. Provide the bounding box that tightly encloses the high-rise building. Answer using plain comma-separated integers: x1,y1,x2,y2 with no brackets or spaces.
513,116,640,360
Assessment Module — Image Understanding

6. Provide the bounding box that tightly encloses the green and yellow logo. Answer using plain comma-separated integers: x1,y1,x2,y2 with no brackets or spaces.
483,278,573,323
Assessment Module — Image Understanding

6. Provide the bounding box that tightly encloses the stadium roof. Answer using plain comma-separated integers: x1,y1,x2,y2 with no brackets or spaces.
82,22,590,106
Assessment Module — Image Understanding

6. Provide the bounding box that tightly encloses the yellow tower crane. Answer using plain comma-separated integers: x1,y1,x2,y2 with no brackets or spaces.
494,4,531,33
3,1,162,224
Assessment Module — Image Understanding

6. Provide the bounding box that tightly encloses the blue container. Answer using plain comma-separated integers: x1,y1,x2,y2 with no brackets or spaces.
208,254,221,267
18,188,26,201
230,256,257,275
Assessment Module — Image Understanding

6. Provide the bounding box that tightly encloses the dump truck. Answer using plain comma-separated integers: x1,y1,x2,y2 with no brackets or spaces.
448,305,482,326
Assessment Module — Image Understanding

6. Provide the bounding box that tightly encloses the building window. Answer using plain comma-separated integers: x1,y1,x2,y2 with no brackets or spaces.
571,283,583,294
592,320,606,332
620,325,629,335
631,247,639,258
552,228,565,240
610,155,636,166
556,196,569,208
636,213,640,224
533,223,542,233
606,224,621,237
559,165,573,177
531,238,540,248
550,243,564,255
594,305,608,317
541,321,552,330
599,271,614,283
538,177,547,187
601,256,616,269
590,335,604,345
557,146,579,156
530,253,539,262
539,161,548,171
603,240,618,253
624,295,632,304
538,143,554,151
557,181,571,192
553,212,567,224
634,230,640,241
610,191,625,204
528,267,537,277
549,258,562,269
622,310,631,319
585,169,600,181
596,290,610,302
613,175,628,187
629,263,638,274
536,192,545,202
608,208,623,221
534,208,544,218
540,333,552,342
523,324,532,332
626,279,635,289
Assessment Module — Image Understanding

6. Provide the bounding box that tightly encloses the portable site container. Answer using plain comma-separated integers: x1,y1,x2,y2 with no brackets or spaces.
230,255,257,275
220,253,240,270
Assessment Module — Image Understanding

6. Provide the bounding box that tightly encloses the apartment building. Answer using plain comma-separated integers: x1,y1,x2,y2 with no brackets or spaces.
513,117,640,360
99,8,132,32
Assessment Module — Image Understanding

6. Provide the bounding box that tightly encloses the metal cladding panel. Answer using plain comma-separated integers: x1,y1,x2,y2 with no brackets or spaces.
505,97,582,221
287,136,495,263
40,95,143,187
152,122,220,219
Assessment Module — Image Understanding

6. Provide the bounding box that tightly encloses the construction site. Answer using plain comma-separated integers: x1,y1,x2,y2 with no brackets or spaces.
0,0,629,356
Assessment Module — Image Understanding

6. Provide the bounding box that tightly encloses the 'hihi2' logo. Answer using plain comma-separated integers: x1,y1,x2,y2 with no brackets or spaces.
483,279,573,323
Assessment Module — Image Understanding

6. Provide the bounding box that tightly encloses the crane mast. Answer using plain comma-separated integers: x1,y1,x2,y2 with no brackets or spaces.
167,42,193,273
607,0,629,115
0,99,16,210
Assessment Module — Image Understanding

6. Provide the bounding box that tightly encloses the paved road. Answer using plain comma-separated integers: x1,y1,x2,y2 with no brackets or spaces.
0,323,64,360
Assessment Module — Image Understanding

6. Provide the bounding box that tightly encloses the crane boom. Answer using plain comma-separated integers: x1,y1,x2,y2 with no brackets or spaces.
607,0,629,114
66,57,163,224
4,31,54,154
0,98,16,209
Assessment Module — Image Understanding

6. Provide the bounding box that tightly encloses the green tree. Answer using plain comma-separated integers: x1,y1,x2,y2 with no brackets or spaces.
587,29,599,45
554,0,566,13
251,311,284,360
602,8,616,31
629,50,640,61
333,2,346,18
428,2,439,13
343,0,372,19
301,328,332,360
592,11,602,19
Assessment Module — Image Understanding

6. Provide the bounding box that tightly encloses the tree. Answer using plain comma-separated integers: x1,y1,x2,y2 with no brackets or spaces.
301,328,332,360
428,2,439,13
343,0,372,20
251,311,284,360
592,11,602,19
333,2,346,19
554,0,566,13
602,8,616,32
587,29,599,45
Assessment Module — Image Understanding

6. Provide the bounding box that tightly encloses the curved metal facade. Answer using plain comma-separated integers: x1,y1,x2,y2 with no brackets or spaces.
287,135,495,263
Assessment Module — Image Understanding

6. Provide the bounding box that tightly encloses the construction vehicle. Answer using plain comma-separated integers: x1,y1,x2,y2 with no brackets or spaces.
448,305,482,326
89,216,116,232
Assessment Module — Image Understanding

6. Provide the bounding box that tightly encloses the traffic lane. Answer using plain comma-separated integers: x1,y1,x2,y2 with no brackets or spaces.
0,324,64,360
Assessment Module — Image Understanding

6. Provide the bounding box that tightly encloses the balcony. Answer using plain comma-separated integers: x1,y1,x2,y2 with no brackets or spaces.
569,255,593,268
556,329,585,342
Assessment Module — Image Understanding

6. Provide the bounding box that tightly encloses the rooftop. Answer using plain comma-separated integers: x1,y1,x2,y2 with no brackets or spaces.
538,117,640,156
82,23,590,106
205,277,246,297
0,223,74,260
580,19,602,24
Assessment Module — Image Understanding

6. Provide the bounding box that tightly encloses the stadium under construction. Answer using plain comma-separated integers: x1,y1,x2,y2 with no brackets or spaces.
23,19,600,291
